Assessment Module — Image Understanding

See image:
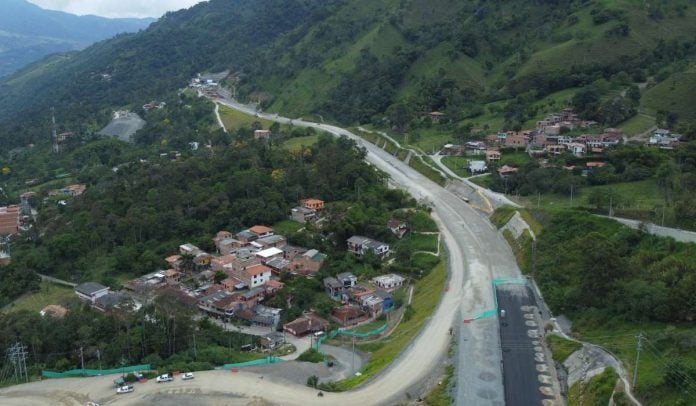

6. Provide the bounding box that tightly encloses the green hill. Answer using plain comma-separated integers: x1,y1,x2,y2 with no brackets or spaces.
1,0,696,151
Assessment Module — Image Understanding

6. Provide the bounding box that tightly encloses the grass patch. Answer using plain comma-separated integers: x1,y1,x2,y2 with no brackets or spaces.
502,229,533,274
283,135,319,152
619,113,655,136
568,367,619,406
351,319,387,334
518,209,543,236
406,210,438,232
406,232,439,253
490,205,517,229
297,348,325,363
409,156,446,186
499,150,531,166
469,173,494,187
272,219,304,235
324,260,446,390
218,105,274,130
3,282,75,314
441,156,470,178
411,252,440,272
423,364,454,406
547,334,582,364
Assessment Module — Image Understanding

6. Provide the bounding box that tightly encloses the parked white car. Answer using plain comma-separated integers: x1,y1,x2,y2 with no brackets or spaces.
156,374,173,383
116,385,134,394
181,372,194,380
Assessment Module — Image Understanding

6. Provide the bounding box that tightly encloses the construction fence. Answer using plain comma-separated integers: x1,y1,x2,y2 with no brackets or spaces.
42,364,151,378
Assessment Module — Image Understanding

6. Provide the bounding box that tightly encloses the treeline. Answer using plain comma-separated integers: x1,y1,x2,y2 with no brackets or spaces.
534,211,696,322
5,133,386,285
0,290,258,375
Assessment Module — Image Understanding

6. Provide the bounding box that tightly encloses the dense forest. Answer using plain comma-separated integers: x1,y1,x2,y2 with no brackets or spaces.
534,212,696,322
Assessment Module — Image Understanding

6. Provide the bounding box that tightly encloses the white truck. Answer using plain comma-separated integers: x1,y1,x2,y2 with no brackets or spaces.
156,373,174,383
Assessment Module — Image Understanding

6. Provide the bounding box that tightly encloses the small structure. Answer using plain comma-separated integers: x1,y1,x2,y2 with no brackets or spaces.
497,165,518,178
333,305,369,326
74,282,110,303
254,130,270,139
372,274,406,291
47,184,86,197
485,150,501,163
347,236,390,259
337,272,358,289
0,205,20,235
301,198,325,210
291,249,326,276
283,312,330,337
387,218,408,239
260,332,286,350
428,111,445,122
291,206,317,223
249,225,274,238
324,277,343,300
468,160,487,174
40,305,67,318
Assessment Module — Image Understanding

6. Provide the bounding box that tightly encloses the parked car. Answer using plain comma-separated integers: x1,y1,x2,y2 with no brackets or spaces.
156,373,174,383
116,385,134,394
181,372,194,380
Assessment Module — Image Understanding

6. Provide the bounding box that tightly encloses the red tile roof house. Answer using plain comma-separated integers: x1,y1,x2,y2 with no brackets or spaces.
0,205,20,235
249,225,274,238
164,255,182,271
283,312,330,337
387,218,408,239
301,198,325,210
290,249,327,276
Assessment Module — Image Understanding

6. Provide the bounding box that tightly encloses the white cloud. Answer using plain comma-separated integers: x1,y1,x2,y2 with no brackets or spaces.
28,0,207,18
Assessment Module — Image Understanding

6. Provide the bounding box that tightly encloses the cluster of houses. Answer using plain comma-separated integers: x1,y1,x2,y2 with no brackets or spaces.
324,272,405,327
65,207,414,341
647,128,685,149
290,198,325,224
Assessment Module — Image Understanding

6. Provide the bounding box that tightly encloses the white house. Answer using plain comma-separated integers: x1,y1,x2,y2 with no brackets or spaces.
372,274,406,291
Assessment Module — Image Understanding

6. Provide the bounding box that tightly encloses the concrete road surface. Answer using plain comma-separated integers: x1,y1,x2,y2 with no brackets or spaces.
0,97,532,405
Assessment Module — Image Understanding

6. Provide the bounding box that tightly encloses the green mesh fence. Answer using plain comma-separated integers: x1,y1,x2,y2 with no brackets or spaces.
222,357,282,369
315,323,389,350
42,364,151,378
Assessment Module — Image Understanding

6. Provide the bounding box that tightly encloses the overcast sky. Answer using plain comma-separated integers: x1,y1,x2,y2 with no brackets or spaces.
28,0,207,18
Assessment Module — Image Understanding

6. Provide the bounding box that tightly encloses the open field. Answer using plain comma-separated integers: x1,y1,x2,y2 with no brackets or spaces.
3,282,75,314
283,135,319,152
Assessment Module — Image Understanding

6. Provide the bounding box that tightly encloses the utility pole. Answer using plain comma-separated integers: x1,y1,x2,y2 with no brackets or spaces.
351,335,356,373
192,332,197,359
79,347,85,375
537,192,541,208
633,332,644,389
96,349,101,371
609,195,614,217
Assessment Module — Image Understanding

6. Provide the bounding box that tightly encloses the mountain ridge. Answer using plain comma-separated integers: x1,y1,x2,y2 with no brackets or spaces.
0,0,154,77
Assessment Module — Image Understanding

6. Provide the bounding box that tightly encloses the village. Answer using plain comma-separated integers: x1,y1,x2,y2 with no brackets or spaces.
31,197,413,359
439,107,686,178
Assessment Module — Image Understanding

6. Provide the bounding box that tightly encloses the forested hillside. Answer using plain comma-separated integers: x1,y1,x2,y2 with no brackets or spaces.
1,0,696,151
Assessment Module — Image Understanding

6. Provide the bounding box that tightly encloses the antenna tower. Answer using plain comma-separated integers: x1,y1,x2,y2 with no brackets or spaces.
6,342,29,382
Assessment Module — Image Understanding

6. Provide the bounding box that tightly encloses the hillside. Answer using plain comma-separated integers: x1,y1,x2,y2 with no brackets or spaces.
0,0,695,151
0,0,154,77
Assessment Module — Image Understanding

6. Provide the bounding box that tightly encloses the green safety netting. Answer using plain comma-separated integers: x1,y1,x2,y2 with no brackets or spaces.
42,364,151,378
222,356,282,369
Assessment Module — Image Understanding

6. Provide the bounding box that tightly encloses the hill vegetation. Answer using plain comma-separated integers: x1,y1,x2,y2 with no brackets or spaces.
1,0,696,153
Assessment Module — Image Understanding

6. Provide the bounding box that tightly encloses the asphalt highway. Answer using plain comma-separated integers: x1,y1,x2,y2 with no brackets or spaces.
0,97,530,405
497,284,551,406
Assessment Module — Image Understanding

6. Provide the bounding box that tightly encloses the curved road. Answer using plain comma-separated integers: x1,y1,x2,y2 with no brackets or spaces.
0,98,523,405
